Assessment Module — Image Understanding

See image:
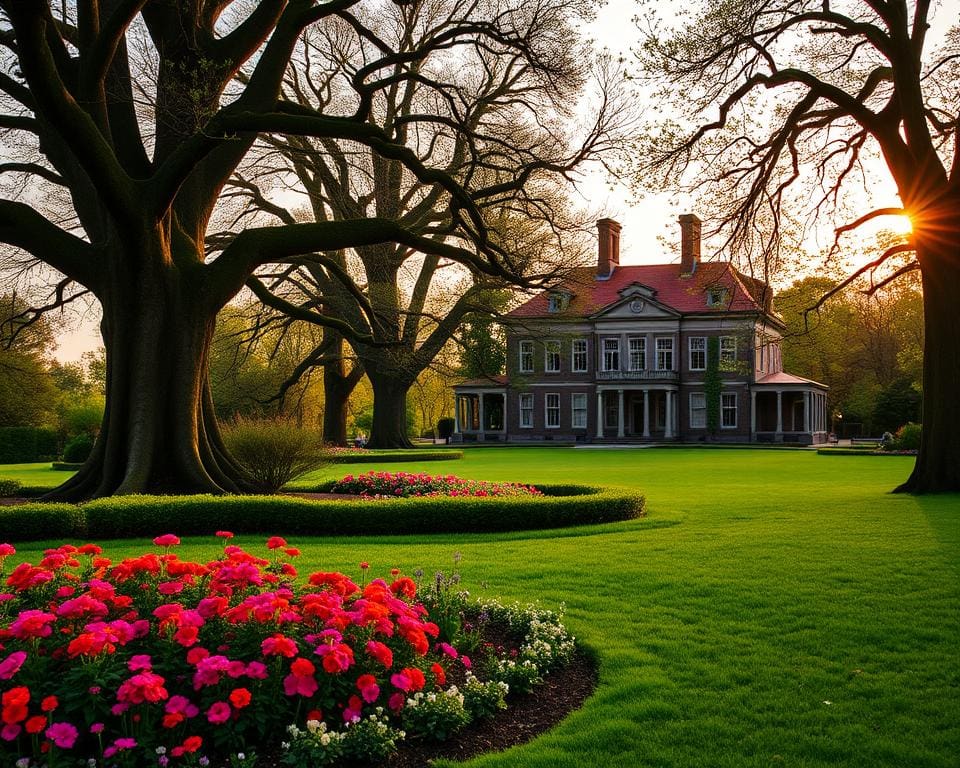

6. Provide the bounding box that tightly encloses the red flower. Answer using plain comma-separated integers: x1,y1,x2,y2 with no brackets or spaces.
261,633,298,658
1,686,29,725
266,536,287,550
229,688,252,709
25,715,47,734
366,640,394,669
215,530,234,539
356,674,380,703
431,662,446,686
153,534,181,548
41,695,58,712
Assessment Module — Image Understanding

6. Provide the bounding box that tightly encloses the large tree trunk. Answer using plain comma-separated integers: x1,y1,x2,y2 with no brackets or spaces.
366,373,414,449
44,245,250,501
322,333,361,446
894,209,960,494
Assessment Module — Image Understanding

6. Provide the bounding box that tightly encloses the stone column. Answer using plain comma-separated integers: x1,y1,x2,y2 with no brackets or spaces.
804,392,811,433
596,391,604,438
478,395,485,438
617,389,625,438
775,390,783,438
454,395,461,434
642,389,650,438
665,390,674,439
750,389,757,441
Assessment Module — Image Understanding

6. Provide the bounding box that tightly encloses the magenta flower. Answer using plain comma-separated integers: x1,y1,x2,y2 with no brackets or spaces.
153,534,181,547
0,651,27,680
206,701,232,724
45,721,79,749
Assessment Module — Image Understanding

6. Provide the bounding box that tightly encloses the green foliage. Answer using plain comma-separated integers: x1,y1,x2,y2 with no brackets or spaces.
282,722,345,766
340,715,404,763
872,377,921,434
893,422,922,451
704,337,721,435
0,426,58,463
458,305,507,379
401,689,471,742
0,478,21,496
62,432,94,462
59,396,104,437
462,675,508,720
0,485,643,542
0,502,86,541
223,416,327,492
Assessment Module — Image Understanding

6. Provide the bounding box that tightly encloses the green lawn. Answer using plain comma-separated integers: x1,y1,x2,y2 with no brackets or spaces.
4,448,959,767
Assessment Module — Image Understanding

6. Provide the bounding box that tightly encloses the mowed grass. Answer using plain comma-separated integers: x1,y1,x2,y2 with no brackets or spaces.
4,448,959,767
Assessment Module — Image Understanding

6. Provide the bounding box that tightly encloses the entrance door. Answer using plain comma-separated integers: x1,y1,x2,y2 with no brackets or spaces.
632,397,644,436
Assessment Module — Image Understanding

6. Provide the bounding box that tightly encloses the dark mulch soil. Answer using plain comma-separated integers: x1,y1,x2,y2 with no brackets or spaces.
385,647,597,768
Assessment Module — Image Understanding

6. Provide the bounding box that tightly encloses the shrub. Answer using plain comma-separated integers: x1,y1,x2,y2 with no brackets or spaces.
0,426,58,463
462,675,508,720
62,432,94,463
0,539,575,766
892,422,922,451
0,479,21,497
437,417,455,440
223,416,327,492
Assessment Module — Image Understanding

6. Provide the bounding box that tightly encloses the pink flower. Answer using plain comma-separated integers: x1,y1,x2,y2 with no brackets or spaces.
245,661,268,679
388,692,405,712
104,737,137,758
343,694,363,722
153,534,181,547
45,721,78,749
9,609,57,639
215,531,234,539
356,674,380,703
266,536,287,550
0,651,27,680
206,701,232,724
158,580,184,595
90,723,104,734
128,654,153,672
1,723,21,741
0,543,15,556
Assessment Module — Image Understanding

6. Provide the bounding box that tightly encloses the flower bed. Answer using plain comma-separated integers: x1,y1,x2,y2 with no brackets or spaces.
0,538,576,767
329,471,542,498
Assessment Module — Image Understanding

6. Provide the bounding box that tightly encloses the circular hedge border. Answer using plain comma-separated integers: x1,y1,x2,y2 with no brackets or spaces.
0,485,644,542
323,448,463,463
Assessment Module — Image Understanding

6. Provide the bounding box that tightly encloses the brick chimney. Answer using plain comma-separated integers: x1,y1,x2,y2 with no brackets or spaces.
596,218,621,279
678,213,701,276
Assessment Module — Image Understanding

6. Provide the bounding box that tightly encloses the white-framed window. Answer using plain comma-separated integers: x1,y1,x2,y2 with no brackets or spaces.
519,340,534,373
690,392,707,428
572,339,588,372
721,392,737,428
544,340,561,373
571,393,587,428
689,337,706,371
656,337,674,370
602,338,620,371
720,336,737,369
545,393,560,428
628,337,646,371
519,393,534,427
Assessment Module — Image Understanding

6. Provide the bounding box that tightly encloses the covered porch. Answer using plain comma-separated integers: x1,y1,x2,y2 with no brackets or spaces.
751,373,829,445
595,385,679,441
452,379,507,442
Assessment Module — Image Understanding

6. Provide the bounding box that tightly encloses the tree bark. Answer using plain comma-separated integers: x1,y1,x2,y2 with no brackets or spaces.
43,240,250,500
322,332,361,446
366,372,414,449
894,212,960,493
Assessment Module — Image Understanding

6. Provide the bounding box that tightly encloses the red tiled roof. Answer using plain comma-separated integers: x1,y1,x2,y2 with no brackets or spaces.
507,262,771,318
454,375,509,388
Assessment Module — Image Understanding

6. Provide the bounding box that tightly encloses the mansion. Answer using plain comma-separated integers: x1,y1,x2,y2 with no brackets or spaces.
453,215,829,445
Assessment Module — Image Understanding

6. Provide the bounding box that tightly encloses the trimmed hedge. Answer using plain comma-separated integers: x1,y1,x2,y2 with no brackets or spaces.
816,447,917,456
0,427,58,463
0,485,644,542
323,449,463,464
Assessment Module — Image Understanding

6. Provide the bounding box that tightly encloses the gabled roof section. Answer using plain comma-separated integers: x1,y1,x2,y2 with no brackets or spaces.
507,262,771,319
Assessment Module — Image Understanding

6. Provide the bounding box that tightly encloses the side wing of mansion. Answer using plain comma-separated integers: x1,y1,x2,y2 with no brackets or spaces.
453,215,829,445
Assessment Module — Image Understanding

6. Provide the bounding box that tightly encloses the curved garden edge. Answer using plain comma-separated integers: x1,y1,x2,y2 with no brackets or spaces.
0,485,645,542
323,449,463,464
815,447,918,456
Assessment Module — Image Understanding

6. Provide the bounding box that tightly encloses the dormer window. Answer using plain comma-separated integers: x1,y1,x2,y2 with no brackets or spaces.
707,287,729,307
547,291,571,313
